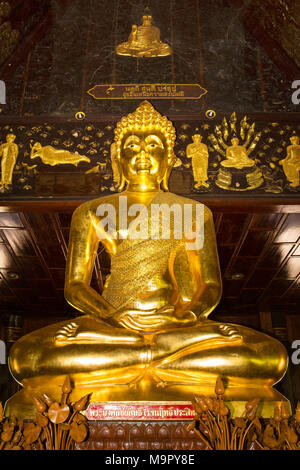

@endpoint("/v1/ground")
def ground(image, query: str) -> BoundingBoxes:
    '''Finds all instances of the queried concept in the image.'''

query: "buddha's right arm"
[64,204,115,320]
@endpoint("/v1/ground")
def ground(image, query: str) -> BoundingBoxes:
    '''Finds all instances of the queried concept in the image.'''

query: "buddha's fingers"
[119,314,162,331]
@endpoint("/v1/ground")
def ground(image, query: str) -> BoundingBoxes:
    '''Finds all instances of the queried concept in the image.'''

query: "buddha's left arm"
[172,206,222,318]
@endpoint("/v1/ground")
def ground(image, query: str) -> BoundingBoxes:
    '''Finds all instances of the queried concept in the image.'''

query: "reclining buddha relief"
[30,143,90,167]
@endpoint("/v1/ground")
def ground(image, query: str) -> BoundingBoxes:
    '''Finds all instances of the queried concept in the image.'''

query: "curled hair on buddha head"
[113,101,177,191]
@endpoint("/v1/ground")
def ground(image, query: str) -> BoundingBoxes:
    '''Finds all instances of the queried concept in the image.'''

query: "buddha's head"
[113,101,177,192]
[6,134,16,143]
[142,15,153,27]
[290,135,299,145]
[231,137,239,146]
[192,134,202,143]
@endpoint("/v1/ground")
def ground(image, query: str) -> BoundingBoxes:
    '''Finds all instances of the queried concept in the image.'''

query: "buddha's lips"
[135,156,152,171]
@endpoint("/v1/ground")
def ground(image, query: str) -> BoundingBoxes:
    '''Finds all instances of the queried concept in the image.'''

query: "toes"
[53,322,79,342]
[156,381,167,389]
[219,324,240,338]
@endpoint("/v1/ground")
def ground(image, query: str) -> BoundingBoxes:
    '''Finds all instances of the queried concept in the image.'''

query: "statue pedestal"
[5,376,290,450]
[5,374,290,420]
[216,165,264,190]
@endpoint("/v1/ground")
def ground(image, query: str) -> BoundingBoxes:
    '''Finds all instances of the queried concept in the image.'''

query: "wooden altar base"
[5,379,290,451]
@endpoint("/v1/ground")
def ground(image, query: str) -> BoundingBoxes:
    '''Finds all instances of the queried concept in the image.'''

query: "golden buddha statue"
[8,102,288,417]
[186,134,209,188]
[221,138,256,169]
[279,136,300,188]
[0,133,18,189]
[215,137,264,191]
[116,15,172,58]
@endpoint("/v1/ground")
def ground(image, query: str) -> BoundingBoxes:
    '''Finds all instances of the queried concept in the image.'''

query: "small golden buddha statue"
[221,138,256,169]
[186,134,209,188]
[0,133,18,189]
[279,136,300,188]
[116,15,172,58]
[8,102,287,415]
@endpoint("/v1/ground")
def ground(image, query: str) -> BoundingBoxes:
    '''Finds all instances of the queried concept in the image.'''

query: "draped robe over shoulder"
[101,192,204,318]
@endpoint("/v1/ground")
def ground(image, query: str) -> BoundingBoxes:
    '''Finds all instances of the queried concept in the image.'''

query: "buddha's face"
[120,130,170,188]
[6,134,15,143]
[142,15,152,26]
[290,136,299,145]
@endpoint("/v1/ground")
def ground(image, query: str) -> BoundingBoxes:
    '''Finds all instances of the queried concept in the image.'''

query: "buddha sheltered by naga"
[116,15,172,58]
[9,102,287,399]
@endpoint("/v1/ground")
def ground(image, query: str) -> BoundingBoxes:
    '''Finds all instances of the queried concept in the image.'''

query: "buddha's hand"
[113,305,197,331]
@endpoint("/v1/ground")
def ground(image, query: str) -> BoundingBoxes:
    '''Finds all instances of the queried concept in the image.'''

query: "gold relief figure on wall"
[116,15,172,58]
[0,2,19,66]
[8,101,288,415]
[0,133,18,190]
[221,138,256,169]
[279,136,300,188]
[210,113,264,191]
[186,134,209,189]
[30,143,91,166]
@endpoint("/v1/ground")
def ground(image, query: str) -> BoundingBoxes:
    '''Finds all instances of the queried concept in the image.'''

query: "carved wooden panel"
[75,421,207,451]
[0,115,299,199]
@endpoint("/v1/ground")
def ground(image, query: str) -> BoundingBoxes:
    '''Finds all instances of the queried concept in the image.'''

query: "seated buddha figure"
[9,102,287,394]
[116,15,172,57]
[221,138,256,169]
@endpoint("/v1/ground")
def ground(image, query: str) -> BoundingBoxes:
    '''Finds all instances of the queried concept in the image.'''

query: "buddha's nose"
[140,141,147,151]
[137,149,149,160]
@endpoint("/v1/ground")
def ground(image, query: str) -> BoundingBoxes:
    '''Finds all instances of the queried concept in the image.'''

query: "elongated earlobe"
[117,173,126,192]
[161,156,176,191]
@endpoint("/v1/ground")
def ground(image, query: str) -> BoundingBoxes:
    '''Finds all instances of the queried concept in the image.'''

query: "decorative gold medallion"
[75,111,86,120]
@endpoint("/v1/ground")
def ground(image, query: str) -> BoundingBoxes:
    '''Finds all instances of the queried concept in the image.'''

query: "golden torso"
[92,192,174,321]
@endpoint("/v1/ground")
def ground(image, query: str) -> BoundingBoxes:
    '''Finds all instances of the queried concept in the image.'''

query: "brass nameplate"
[87,83,207,100]
[84,401,196,421]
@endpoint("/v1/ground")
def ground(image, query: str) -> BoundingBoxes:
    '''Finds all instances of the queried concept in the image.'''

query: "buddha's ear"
[117,173,126,192]
[161,155,176,191]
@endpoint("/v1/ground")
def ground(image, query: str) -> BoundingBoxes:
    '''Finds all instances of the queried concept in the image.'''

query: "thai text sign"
[88,84,207,100]
[85,402,196,421]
